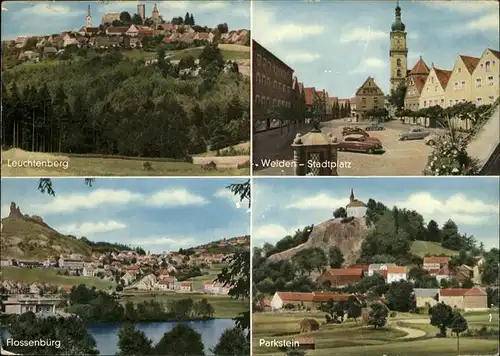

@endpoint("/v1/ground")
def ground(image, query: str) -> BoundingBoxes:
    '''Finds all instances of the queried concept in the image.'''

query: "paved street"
[254,119,440,176]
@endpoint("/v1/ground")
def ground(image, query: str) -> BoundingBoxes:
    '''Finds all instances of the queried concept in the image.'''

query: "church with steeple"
[389,0,408,92]
[346,189,367,218]
[85,5,92,28]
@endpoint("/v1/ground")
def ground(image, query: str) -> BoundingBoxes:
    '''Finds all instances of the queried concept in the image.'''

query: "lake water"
[87,318,236,355]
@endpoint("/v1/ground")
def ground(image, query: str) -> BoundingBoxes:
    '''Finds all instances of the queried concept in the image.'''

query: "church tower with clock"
[389,0,408,92]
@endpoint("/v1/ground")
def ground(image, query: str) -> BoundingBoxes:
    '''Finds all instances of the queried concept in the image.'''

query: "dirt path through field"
[392,319,428,339]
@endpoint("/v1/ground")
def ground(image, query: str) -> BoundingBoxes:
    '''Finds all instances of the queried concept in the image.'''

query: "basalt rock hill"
[0,202,91,260]
[266,217,372,266]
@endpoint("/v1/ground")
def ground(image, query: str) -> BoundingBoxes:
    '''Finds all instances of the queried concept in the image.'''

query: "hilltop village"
[2,3,249,70]
[0,202,250,312]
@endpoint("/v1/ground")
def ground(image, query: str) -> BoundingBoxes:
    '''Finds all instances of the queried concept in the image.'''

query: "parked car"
[342,126,369,137]
[399,127,430,140]
[338,134,383,153]
[365,124,385,131]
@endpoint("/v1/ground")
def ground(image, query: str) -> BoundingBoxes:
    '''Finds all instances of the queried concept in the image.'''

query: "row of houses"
[316,256,483,288]
[267,286,488,312]
[404,48,499,114]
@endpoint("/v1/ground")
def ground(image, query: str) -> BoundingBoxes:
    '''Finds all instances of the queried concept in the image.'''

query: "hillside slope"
[1,203,91,260]
[267,217,372,265]
[410,241,459,257]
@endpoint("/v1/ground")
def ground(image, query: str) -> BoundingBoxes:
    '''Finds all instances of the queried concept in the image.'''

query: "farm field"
[119,291,247,319]
[1,149,249,176]
[0,266,115,290]
[252,311,499,356]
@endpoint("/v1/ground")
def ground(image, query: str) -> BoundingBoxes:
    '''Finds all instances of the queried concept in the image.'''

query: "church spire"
[88,4,91,17]
[391,0,405,32]
[350,189,355,202]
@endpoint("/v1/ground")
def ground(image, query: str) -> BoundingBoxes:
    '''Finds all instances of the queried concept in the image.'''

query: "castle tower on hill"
[137,4,146,23]
[152,4,160,25]
[85,5,92,28]
[346,189,367,218]
[389,0,408,92]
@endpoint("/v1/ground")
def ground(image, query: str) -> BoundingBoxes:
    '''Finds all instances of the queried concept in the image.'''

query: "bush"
[390,311,397,318]
[143,161,153,171]
[202,161,217,170]
[341,216,355,224]
[424,135,479,175]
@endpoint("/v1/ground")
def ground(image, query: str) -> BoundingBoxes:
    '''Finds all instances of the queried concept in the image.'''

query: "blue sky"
[1,178,250,253]
[1,1,250,40]
[252,0,499,98]
[253,177,500,250]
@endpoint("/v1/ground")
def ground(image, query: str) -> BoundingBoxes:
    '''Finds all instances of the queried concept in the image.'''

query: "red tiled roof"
[464,287,487,296]
[459,55,480,74]
[304,87,316,106]
[138,29,154,36]
[107,27,128,33]
[327,268,363,276]
[158,280,170,285]
[180,282,192,286]
[434,68,453,89]
[312,293,353,302]
[440,288,469,296]
[410,56,430,75]
[276,292,315,302]
[197,33,211,39]
[349,264,369,272]
[387,266,408,274]
[412,75,427,94]
[488,48,500,59]
[436,265,452,276]
[424,257,450,264]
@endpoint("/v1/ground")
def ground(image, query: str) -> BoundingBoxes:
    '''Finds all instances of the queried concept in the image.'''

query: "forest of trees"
[2,44,249,158]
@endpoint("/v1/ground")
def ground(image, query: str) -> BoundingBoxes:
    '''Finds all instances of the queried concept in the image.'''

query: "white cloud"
[286,193,348,210]
[19,3,85,17]
[394,193,498,224]
[146,188,208,207]
[1,204,9,218]
[34,189,143,214]
[253,224,297,242]
[213,189,245,209]
[199,1,228,11]
[339,27,386,44]
[285,52,321,63]
[466,13,500,31]
[130,236,196,247]
[253,8,325,46]
[56,220,126,235]
[422,1,498,13]
[350,57,385,73]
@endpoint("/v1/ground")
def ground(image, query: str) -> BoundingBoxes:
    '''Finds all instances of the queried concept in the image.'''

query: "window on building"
[461,81,465,89]
[255,95,260,104]
[476,78,482,88]
[487,76,494,86]
[397,69,401,77]
[424,100,427,107]
[454,81,459,90]
[431,77,434,83]
[477,97,483,105]
[455,99,459,104]
[458,67,461,73]
[489,96,495,103]
[257,54,262,66]
[272,98,276,107]
[485,61,491,72]
[480,63,484,69]
[434,85,438,92]
[449,100,453,106]
[397,58,401,67]
[256,72,261,84]
[440,99,444,105]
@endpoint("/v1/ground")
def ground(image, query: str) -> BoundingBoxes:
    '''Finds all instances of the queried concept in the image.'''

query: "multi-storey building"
[472,48,500,106]
[253,40,294,131]
[404,56,430,111]
[354,77,385,118]
[419,66,452,109]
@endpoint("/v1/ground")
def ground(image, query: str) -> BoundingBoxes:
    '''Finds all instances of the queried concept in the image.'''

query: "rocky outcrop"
[267,217,372,265]
[7,202,49,228]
